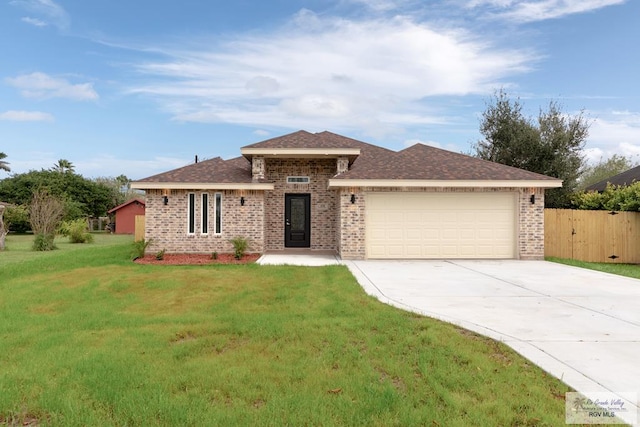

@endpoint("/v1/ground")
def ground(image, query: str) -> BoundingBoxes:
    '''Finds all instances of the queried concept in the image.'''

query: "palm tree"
[0,152,10,173]
[52,159,74,174]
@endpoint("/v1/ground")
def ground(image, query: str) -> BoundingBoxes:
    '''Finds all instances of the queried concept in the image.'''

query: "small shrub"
[33,233,56,251]
[229,236,249,260]
[155,249,166,260]
[58,219,94,244]
[211,251,218,260]
[3,205,30,233]
[131,238,152,260]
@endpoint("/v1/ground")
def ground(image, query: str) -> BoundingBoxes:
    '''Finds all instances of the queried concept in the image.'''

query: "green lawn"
[547,256,640,280]
[1,238,573,426]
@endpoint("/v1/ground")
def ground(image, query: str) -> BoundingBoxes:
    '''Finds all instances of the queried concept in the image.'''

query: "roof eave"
[130,182,274,190]
[328,179,563,188]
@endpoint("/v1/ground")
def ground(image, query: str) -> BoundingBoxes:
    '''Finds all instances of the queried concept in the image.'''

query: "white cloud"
[5,72,99,101]
[582,111,640,164]
[253,129,271,137]
[0,110,54,122]
[467,0,626,22]
[10,0,70,30]
[128,12,537,137]
[21,16,47,27]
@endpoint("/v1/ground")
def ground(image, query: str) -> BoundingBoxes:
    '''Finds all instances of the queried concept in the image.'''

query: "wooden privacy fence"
[545,209,640,263]
[134,215,145,242]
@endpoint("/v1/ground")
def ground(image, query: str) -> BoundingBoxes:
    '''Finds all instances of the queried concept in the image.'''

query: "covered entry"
[365,192,517,259]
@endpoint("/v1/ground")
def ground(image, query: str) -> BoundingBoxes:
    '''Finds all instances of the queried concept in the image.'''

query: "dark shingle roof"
[242,130,387,150]
[335,143,559,181]
[133,130,560,185]
[135,156,252,183]
[585,165,640,192]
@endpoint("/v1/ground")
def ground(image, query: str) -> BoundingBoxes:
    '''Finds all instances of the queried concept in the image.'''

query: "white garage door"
[366,192,517,259]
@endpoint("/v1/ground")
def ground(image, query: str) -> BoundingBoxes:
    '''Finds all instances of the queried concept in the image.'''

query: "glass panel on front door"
[290,199,306,234]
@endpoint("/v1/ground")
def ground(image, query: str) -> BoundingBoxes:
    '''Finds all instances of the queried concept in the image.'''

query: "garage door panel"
[366,193,516,259]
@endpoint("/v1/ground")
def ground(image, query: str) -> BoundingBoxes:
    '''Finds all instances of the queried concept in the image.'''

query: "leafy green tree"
[474,89,589,208]
[93,174,138,208]
[578,154,635,190]
[0,169,113,218]
[0,152,9,172]
[2,205,30,233]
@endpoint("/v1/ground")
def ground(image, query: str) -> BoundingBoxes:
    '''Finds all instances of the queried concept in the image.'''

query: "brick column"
[252,156,265,180]
[337,157,349,175]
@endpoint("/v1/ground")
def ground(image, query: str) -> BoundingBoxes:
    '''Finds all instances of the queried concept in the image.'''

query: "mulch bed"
[134,253,261,265]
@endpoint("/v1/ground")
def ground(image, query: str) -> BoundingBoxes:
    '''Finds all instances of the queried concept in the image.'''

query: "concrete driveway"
[345,259,640,424]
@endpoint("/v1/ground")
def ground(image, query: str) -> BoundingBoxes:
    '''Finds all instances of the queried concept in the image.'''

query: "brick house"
[131,130,561,259]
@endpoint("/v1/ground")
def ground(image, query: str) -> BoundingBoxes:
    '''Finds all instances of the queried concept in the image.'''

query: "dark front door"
[285,194,311,248]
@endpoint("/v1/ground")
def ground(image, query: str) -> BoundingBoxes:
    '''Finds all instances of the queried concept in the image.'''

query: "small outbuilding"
[107,198,145,234]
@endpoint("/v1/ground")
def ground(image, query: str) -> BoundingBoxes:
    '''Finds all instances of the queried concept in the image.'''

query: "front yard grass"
[0,241,573,426]
[548,256,640,280]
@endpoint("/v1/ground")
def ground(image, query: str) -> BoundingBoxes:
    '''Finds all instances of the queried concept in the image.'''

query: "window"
[286,176,310,184]
[187,193,196,234]
[201,193,209,234]
[214,193,222,234]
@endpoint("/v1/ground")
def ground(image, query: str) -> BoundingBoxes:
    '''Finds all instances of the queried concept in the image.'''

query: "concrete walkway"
[345,259,640,426]
[257,251,341,266]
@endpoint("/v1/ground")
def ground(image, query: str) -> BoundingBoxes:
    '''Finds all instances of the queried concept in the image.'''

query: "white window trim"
[201,193,209,235]
[286,176,310,184]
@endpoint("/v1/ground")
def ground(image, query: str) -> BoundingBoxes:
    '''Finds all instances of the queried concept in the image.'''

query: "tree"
[0,152,10,173]
[93,174,137,208]
[474,89,589,208]
[0,204,7,250]
[52,159,75,174]
[0,169,114,219]
[29,188,65,251]
[578,154,635,190]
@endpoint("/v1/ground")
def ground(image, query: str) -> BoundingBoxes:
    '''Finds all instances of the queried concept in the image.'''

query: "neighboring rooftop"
[585,165,640,192]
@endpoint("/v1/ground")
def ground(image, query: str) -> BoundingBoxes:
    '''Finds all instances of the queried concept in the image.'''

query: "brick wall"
[143,182,546,259]
[144,189,264,254]
[264,158,338,251]
[518,187,545,260]
[337,188,365,259]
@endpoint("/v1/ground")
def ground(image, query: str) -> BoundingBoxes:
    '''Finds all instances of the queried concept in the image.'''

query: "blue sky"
[1,0,638,179]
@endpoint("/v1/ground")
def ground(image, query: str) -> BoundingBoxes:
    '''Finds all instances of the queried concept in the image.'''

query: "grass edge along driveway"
[1,237,573,426]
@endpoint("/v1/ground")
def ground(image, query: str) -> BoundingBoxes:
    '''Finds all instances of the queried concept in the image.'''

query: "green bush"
[3,205,30,233]
[131,238,151,260]
[572,181,640,211]
[229,236,249,260]
[33,233,56,251]
[58,219,94,244]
